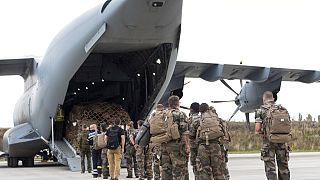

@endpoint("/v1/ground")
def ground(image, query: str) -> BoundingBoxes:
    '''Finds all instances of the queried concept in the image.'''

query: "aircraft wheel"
[7,157,18,167]
[22,157,34,167]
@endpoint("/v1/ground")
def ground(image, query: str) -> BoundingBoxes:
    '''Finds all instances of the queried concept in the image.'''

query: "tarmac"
[0,152,320,180]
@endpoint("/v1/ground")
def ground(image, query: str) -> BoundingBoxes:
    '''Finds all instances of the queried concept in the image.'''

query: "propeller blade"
[228,106,240,121]
[240,79,243,87]
[220,79,239,96]
[211,100,235,103]
[245,113,250,130]
[184,81,191,86]
[180,105,189,110]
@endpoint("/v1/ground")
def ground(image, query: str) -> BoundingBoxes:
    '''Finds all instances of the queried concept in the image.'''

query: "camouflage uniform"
[255,102,290,180]
[188,113,201,180]
[220,144,230,180]
[136,145,153,180]
[196,111,226,180]
[160,108,189,180]
[219,118,231,180]
[151,143,161,180]
[78,130,92,173]
[125,127,138,178]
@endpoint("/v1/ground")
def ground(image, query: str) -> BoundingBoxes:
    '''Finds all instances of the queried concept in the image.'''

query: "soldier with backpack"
[147,104,166,180]
[105,118,125,180]
[125,121,138,178]
[210,106,231,180]
[196,103,226,180]
[100,123,110,179]
[188,102,201,180]
[88,124,103,178]
[255,91,291,180]
[78,124,92,174]
[135,119,151,180]
[150,95,190,179]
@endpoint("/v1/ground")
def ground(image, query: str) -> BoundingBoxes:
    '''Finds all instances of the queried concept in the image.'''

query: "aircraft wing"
[174,61,320,83]
[0,58,34,78]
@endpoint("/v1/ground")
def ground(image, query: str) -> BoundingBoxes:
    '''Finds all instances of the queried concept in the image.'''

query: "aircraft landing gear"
[7,156,34,167]
[7,157,18,167]
[22,157,34,167]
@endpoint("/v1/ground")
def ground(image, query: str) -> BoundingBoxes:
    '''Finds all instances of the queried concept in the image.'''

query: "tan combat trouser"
[107,146,122,179]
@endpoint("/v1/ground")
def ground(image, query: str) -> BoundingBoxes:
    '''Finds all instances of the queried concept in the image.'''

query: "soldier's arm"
[180,112,190,154]
[129,134,135,145]
[120,129,125,153]
[255,109,263,134]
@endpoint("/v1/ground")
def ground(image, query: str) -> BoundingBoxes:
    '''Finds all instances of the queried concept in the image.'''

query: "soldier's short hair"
[114,118,121,125]
[190,102,199,113]
[168,95,180,108]
[101,123,107,132]
[199,103,209,113]
[263,91,274,103]
[137,120,144,127]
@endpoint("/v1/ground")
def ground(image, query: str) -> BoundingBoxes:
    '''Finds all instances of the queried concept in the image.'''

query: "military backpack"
[197,111,224,144]
[149,110,167,135]
[219,118,231,144]
[263,104,292,143]
[93,133,107,150]
[149,109,181,144]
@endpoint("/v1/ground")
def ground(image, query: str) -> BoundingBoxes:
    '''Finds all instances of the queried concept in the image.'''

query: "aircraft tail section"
[0,58,34,78]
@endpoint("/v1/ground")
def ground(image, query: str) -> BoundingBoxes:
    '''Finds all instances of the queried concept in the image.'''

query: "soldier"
[196,103,226,180]
[255,91,291,180]
[78,124,92,174]
[125,121,138,178]
[218,118,231,180]
[88,124,102,178]
[100,123,109,179]
[158,95,190,179]
[210,106,231,180]
[188,102,201,180]
[147,104,165,180]
[136,120,154,180]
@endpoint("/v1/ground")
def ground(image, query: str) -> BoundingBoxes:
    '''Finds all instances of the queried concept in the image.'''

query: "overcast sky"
[0,0,320,127]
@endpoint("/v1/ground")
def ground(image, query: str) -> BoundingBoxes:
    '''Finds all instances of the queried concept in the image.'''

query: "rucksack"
[106,127,120,150]
[149,110,167,135]
[135,121,151,147]
[149,109,182,144]
[197,111,224,144]
[93,133,106,150]
[219,118,231,144]
[263,104,292,143]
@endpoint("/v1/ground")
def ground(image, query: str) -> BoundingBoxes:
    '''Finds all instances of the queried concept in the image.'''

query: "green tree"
[306,114,313,121]
[299,113,303,121]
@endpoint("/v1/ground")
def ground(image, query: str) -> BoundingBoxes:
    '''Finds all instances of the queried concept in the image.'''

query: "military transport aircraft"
[1,0,320,170]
